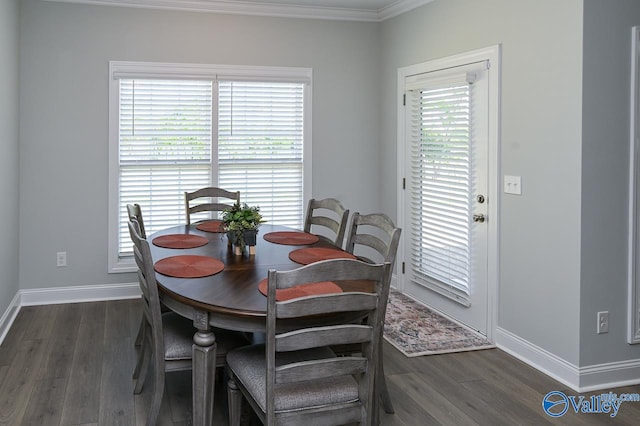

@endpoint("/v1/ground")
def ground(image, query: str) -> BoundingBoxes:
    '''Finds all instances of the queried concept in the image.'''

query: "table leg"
[192,310,217,426]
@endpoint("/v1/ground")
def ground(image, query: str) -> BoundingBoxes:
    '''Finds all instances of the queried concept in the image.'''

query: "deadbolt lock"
[476,195,485,204]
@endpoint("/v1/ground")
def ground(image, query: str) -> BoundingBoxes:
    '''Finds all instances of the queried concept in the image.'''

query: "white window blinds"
[110,63,312,270]
[407,79,473,295]
[117,79,213,256]
[218,81,304,228]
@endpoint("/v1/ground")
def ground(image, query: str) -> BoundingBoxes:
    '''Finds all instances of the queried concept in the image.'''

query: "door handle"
[473,214,485,223]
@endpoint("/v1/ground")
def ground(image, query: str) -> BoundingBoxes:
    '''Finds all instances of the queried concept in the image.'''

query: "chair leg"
[378,365,394,414]
[378,339,394,414]
[133,321,147,380]
[146,357,165,426]
[133,343,144,380]
[134,315,145,347]
[134,340,151,394]
[227,377,242,426]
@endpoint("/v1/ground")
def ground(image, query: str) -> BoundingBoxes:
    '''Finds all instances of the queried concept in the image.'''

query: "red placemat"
[288,247,357,265]
[263,231,320,245]
[154,255,224,278]
[196,220,225,233]
[152,234,208,249]
[258,278,343,301]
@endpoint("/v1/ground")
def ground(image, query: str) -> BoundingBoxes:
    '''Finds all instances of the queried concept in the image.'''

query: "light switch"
[504,175,522,195]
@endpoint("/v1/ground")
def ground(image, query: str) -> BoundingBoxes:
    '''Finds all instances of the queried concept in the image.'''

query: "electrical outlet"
[56,251,67,267]
[597,311,609,334]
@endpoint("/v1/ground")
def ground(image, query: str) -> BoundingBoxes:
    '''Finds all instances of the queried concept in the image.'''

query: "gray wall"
[0,0,20,316]
[381,0,584,364]
[18,0,380,289]
[580,0,640,365]
[381,0,640,368]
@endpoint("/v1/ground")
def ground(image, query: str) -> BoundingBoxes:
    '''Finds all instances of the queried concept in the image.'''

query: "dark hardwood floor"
[1,300,639,425]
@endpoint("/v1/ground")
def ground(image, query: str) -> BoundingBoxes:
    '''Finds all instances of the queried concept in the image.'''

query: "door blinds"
[406,70,476,298]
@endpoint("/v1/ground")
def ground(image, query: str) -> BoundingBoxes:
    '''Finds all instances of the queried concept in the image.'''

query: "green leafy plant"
[222,202,265,250]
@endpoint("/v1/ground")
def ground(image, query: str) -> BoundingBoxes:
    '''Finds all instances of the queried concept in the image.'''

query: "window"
[108,62,312,272]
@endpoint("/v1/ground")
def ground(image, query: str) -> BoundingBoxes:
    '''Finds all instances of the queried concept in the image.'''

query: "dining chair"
[185,186,240,225]
[127,203,149,350]
[303,197,350,247]
[343,212,402,417]
[127,203,173,352]
[226,258,392,426]
[127,220,249,426]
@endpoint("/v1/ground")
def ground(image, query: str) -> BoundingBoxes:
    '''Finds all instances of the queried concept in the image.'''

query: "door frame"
[395,45,501,341]
[628,26,640,344]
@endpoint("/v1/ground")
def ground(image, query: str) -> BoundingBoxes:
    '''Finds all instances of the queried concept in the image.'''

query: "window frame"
[108,61,312,273]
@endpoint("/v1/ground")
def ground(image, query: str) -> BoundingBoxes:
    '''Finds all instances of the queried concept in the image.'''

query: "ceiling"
[44,0,433,21]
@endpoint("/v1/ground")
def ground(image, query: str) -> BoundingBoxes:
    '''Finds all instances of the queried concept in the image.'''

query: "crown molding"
[42,0,433,22]
[378,0,432,21]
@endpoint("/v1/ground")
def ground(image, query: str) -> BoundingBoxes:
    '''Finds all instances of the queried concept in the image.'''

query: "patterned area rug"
[384,290,495,357]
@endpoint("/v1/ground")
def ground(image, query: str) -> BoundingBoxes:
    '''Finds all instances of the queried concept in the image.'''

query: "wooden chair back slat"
[184,187,240,225]
[276,292,377,318]
[275,324,372,352]
[303,198,350,247]
[275,357,368,384]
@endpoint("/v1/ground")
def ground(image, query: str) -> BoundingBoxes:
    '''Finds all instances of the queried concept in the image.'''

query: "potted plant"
[221,202,265,255]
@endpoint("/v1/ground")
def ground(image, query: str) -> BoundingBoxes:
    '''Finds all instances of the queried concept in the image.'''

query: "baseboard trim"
[0,283,140,346]
[579,358,640,392]
[0,292,21,346]
[496,326,640,392]
[19,282,140,306]
[496,326,581,390]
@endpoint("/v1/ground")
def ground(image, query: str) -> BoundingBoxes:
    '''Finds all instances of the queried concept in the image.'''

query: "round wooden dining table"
[148,223,367,426]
